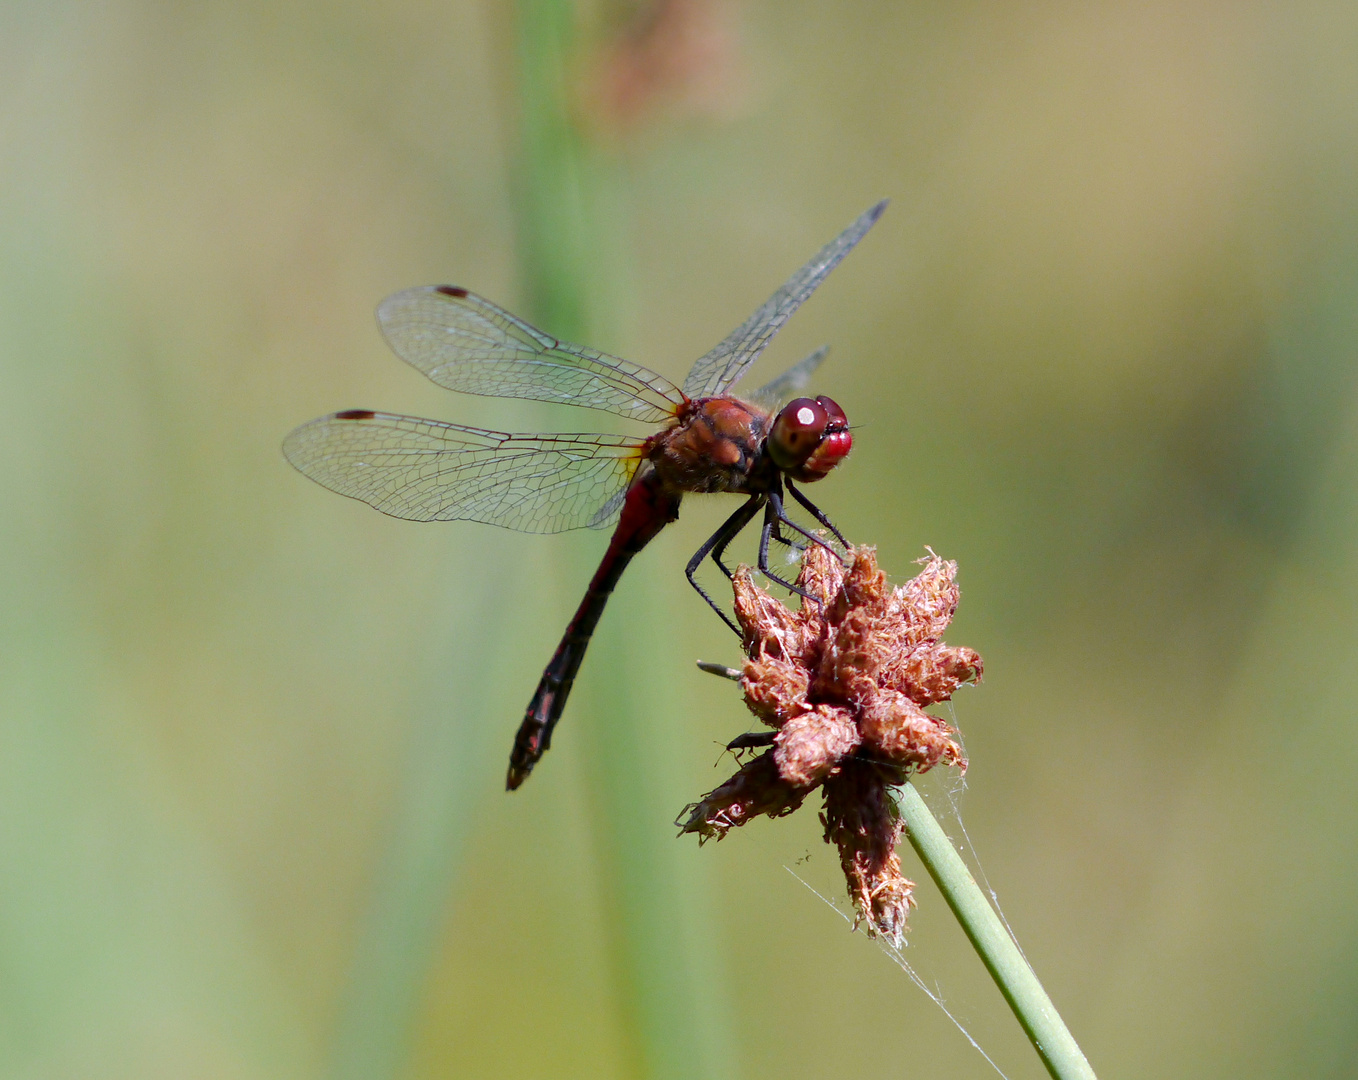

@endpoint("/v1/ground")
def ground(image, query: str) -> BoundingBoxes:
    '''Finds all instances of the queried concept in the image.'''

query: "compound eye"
[768,397,828,470]
[815,395,847,427]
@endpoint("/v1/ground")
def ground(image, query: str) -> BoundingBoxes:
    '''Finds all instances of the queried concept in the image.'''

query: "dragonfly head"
[767,395,852,482]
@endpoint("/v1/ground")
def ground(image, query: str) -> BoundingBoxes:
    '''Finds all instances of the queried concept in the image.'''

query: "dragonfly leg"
[686,494,764,635]
[710,497,766,581]
[766,516,806,553]
[757,492,821,604]
[784,478,849,550]
[769,506,838,560]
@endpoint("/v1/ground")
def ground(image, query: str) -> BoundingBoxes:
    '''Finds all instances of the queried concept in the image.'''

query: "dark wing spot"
[435,285,469,298]
[335,409,376,420]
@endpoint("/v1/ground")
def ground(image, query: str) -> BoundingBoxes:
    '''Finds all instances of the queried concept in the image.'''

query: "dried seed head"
[858,689,965,772]
[835,546,891,616]
[584,0,745,135]
[739,655,810,727]
[882,643,984,707]
[813,605,889,703]
[734,566,819,663]
[893,550,962,644]
[678,751,807,841]
[682,544,982,939]
[800,542,847,608]
[773,704,861,787]
[823,758,914,945]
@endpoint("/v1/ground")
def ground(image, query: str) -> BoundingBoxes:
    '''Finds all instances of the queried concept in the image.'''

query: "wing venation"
[378,287,683,423]
[682,201,886,399]
[283,411,640,533]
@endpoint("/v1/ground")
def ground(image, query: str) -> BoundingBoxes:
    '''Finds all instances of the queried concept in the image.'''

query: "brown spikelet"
[583,0,746,136]
[823,758,914,945]
[858,689,965,772]
[678,751,808,841]
[740,655,810,727]
[883,644,984,707]
[773,704,861,787]
[734,566,819,664]
[812,605,888,702]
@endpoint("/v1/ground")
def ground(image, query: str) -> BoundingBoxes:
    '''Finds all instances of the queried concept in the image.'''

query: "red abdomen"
[506,468,679,788]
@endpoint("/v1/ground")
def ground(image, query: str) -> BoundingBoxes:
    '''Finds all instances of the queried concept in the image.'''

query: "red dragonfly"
[284,201,885,789]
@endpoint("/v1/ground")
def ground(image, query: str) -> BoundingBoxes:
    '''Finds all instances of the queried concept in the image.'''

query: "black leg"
[711,496,763,582]
[757,492,820,603]
[785,478,848,549]
[686,494,763,635]
[767,516,805,553]
[772,501,838,557]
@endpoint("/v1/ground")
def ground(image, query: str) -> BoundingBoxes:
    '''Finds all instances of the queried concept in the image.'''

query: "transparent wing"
[378,286,684,424]
[283,410,641,533]
[682,201,887,400]
[743,345,830,412]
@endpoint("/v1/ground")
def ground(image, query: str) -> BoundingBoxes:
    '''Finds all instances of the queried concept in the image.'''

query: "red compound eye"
[815,395,847,427]
[801,396,853,481]
[768,397,829,470]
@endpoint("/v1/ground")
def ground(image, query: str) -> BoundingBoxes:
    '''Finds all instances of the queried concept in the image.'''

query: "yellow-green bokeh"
[3,2,1357,1078]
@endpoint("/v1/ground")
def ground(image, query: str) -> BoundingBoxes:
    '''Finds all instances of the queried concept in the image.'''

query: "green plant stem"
[894,781,1098,1080]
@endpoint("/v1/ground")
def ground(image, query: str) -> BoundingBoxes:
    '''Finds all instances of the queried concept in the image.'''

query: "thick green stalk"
[894,781,1098,1080]
[512,4,735,1078]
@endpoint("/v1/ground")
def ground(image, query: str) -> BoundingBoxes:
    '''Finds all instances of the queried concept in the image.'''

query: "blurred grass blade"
[514,2,737,1077]
[515,0,593,343]
[327,570,507,1080]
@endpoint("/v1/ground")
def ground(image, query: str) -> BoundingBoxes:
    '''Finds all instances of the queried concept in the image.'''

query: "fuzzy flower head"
[679,545,982,943]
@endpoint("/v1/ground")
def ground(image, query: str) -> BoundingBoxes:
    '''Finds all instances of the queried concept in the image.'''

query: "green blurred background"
[4,1,1357,1077]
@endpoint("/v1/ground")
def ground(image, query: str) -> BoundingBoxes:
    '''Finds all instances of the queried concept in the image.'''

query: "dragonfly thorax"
[645,396,774,495]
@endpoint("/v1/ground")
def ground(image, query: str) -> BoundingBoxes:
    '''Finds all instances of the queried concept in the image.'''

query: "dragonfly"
[284,200,886,789]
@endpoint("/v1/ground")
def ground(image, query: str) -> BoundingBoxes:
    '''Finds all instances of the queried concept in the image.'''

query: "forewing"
[743,345,830,412]
[378,286,683,423]
[682,201,886,399]
[283,410,640,533]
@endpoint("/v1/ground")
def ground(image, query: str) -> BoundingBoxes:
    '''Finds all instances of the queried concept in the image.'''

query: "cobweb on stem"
[785,863,1012,1080]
